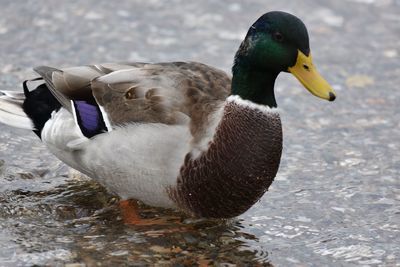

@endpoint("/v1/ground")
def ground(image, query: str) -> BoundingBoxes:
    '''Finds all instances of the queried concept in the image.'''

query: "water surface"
[0,0,399,266]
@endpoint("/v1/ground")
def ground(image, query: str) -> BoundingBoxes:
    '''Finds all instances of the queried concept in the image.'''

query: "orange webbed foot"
[118,199,179,226]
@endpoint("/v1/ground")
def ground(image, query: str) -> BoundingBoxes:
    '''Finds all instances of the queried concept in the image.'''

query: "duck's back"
[33,62,230,138]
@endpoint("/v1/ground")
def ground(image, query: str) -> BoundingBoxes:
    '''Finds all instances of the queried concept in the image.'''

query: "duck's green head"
[232,11,336,106]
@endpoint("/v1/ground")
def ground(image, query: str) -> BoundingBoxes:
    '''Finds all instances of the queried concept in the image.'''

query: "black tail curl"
[22,78,62,138]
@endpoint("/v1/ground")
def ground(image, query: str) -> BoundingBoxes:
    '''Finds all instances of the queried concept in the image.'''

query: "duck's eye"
[273,32,284,42]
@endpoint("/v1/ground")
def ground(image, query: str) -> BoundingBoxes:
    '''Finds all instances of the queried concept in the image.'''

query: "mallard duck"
[0,11,335,219]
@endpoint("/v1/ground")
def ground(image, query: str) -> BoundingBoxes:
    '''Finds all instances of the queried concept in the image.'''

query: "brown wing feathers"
[30,62,231,136]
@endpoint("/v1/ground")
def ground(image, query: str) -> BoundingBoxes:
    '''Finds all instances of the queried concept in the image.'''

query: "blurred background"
[0,0,399,266]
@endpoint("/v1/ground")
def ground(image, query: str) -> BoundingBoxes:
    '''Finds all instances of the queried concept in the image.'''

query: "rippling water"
[1,0,399,266]
[0,149,272,266]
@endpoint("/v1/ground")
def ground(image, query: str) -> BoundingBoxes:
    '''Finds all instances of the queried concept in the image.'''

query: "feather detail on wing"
[71,100,110,138]
[32,62,231,139]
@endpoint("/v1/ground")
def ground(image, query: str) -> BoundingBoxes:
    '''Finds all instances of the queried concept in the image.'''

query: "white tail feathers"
[0,90,32,130]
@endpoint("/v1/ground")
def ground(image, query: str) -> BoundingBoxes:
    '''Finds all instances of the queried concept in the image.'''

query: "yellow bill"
[288,50,336,101]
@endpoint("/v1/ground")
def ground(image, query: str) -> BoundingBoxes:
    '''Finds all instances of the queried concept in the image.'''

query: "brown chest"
[169,101,282,218]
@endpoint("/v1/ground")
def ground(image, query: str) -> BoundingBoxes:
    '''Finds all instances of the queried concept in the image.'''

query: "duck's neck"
[231,59,278,108]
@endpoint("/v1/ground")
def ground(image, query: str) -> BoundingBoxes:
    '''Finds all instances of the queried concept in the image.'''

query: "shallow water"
[0,0,399,266]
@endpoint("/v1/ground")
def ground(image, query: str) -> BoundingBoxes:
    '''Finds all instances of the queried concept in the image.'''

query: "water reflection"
[0,170,272,266]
